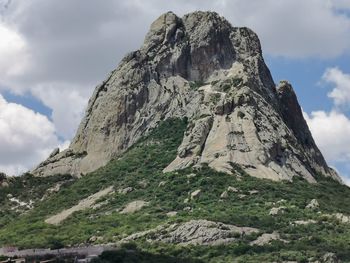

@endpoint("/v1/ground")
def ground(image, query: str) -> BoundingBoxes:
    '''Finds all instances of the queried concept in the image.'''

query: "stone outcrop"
[305,199,319,210]
[121,219,259,246]
[269,206,286,216]
[250,231,286,246]
[31,11,342,184]
[120,200,149,214]
[45,186,114,225]
[156,220,258,245]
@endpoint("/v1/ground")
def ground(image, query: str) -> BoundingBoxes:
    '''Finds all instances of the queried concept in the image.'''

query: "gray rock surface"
[220,191,229,199]
[227,186,239,192]
[250,231,286,246]
[269,206,286,216]
[117,187,133,195]
[120,200,149,214]
[166,211,178,217]
[190,189,201,199]
[157,220,258,245]
[45,186,114,225]
[121,219,259,246]
[306,199,319,210]
[334,213,350,223]
[291,219,317,226]
[322,252,338,263]
[31,11,342,184]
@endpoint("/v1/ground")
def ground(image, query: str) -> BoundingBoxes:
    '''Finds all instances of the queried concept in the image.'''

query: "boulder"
[155,220,259,245]
[250,232,286,246]
[334,213,350,223]
[118,187,133,195]
[227,186,239,192]
[191,189,201,199]
[305,199,319,210]
[166,211,178,217]
[269,206,286,216]
[322,252,338,263]
[120,200,149,214]
[220,191,229,199]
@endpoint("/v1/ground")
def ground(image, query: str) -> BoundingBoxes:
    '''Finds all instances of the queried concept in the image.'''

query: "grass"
[0,118,350,262]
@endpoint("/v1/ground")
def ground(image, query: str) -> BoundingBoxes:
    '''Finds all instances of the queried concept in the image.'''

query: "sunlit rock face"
[32,11,341,184]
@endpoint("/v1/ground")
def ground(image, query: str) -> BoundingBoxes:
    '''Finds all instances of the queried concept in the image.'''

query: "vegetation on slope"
[0,118,349,262]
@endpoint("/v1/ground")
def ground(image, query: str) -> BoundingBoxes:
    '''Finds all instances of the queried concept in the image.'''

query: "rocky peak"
[277,80,313,146]
[141,11,263,82]
[32,11,342,184]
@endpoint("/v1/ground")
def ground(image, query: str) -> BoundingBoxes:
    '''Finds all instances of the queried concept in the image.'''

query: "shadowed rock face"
[32,11,342,183]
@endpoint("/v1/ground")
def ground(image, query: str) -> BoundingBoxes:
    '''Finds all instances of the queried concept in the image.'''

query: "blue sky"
[0,0,350,184]
[266,55,350,113]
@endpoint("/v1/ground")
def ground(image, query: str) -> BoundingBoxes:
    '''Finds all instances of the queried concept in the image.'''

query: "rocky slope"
[32,11,341,184]
[1,119,350,262]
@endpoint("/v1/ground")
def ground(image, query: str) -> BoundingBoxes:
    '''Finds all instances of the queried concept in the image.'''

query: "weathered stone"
[322,252,338,263]
[49,148,60,158]
[190,189,201,199]
[41,183,63,200]
[305,199,319,210]
[227,186,239,192]
[276,199,286,204]
[45,186,114,225]
[269,206,286,216]
[291,219,317,226]
[31,11,342,185]
[220,191,228,199]
[334,213,350,223]
[155,220,258,245]
[138,180,148,189]
[158,181,167,187]
[166,211,178,217]
[250,232,286,246]
[186,173,197,178]
[120,200,149,214]
[117,187,133,195]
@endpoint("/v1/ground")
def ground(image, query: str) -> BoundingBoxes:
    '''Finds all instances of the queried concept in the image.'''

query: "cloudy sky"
[0,0,350,184]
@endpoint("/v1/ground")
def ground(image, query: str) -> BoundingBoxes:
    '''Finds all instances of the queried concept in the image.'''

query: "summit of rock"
[32,11,342,184]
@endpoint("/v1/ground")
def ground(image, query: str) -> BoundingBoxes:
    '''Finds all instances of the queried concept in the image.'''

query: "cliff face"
[32,11,341,183]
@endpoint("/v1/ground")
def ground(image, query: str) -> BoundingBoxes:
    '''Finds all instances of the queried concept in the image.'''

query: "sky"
[0,0,350,184]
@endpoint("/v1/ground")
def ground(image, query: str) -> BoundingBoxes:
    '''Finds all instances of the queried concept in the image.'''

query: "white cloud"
[218,0,350,58]
[304,109,350,184]
[322,67,350,107]
[304,111,350,163]
[0,94,63,175]
[303,66,350,183]
[343,177,350,187]
[31,84,89,139]
[0,21,30,77]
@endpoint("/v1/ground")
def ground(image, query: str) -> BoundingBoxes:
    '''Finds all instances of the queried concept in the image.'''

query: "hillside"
[1,119,350,262]
[0,10,349,263]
